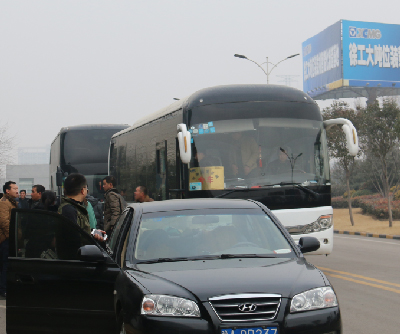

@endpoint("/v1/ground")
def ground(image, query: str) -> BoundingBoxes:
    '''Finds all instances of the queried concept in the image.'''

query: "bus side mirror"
[342,123,359,156]
[56,167,63,187]
[324,118,359,156]
[177,124,192,164]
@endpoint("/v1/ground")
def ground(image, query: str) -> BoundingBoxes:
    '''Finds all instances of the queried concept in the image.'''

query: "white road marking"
[335,235,400,246]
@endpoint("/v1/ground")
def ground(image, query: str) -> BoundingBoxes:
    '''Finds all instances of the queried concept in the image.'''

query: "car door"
[7,208,129,334]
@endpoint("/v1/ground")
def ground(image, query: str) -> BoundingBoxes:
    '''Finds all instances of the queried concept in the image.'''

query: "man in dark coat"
[102,176,126,236]
[18,190,29,209]
[58,173,105,242]
[29,184,45,209]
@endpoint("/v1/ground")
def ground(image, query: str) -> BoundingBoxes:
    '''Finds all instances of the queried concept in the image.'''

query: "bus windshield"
[189,117,329,190]
[61,128,122,199]
[63,129,115,165]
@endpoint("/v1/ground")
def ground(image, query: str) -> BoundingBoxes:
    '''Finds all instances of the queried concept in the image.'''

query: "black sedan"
[7,199,341,334]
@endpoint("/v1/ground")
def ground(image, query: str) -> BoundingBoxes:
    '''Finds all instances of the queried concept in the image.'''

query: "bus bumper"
[290,227,334,255]
[271,206,334,255]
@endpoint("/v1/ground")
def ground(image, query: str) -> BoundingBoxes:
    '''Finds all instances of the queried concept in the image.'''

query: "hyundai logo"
[238,303,257,312]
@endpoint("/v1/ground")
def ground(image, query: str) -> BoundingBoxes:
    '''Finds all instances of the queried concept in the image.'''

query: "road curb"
[334,230,400,240]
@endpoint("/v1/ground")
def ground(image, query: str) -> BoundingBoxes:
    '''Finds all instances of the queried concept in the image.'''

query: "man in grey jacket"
[102,176,126,236]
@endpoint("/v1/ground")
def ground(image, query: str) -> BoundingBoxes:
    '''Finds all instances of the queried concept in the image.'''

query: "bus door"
[156,140,167,200]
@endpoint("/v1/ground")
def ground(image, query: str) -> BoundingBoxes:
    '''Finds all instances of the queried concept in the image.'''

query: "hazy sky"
[1,0,399,151]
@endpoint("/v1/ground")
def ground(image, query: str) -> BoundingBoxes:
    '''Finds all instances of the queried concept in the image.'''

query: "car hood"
[131,257,327,301]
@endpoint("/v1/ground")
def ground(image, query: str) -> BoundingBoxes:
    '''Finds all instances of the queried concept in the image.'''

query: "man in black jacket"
[59,174,105,242]
[18,190,29,209]
[29,185,45,209]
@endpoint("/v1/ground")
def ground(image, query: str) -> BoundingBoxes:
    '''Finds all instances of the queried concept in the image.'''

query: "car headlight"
[290,287,338,313]
[141,294,200,317]
[287,215,333,235]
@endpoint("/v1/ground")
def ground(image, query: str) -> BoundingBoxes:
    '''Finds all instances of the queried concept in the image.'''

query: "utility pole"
[277,75,300,88]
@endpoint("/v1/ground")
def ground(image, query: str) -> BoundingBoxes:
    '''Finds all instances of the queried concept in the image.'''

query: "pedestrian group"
[0,174,154,299]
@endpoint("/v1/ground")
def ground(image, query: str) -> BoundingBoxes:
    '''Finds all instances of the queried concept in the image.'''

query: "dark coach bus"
[50,124,129,199]
[109,85,358,254]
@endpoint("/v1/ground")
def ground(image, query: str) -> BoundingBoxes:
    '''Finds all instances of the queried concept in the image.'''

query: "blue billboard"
[302,21,342,96]
[343,20,400,88]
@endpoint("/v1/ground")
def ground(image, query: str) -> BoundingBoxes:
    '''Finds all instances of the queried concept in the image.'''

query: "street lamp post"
[234,53,300,84]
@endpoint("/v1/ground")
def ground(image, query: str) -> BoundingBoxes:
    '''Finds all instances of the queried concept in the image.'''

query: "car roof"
[128,198,262,214]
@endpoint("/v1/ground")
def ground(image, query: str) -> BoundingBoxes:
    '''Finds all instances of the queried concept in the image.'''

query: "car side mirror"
[298,237,320,253]
[77,245,107,262]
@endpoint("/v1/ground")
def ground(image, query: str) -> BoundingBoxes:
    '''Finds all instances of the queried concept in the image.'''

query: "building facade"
[5,164,49,195]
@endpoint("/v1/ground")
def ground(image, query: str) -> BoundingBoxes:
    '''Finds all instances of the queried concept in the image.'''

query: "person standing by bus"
[29,184,45,209]
[102,176,126,236]
[18,190,29,209]
[0,181,19,298]
[86,191,104,230]
[58,174,91,234]
[134,186,154,203]
[59,173,105,243]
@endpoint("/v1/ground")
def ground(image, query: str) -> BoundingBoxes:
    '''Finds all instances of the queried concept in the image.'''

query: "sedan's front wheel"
[116,310,127,334]
[120,322,126,334]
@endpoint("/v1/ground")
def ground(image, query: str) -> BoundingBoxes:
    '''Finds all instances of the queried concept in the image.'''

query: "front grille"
[209,294,281,322]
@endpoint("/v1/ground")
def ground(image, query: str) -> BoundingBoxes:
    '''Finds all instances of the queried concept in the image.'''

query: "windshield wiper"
[295,184,321,199]
[259,182,321,199]
[136,255,221,264]
[135,254,277,264]
[216,188,249,198]
[220,254,277,259]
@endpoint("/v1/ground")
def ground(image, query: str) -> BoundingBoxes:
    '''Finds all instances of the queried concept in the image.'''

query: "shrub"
[332,197,349,208]
[332,193,400,219]
[352,189,372,197]
[331,196,361,209]
[352,193,400,220]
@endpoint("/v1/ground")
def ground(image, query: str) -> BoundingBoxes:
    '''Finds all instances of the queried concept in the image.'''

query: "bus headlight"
[287,215,333,234]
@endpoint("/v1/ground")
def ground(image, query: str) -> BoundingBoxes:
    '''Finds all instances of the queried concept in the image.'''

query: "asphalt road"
[0,234,398,334]
[307,234,400,334]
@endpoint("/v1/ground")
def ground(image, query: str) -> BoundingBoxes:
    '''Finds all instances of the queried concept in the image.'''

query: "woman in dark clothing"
[35,190,58,212]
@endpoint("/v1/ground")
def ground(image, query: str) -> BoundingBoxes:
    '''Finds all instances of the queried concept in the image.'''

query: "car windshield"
[133,209,294,262]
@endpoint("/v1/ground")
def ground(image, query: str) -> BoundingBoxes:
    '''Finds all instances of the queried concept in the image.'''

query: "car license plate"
[221,327,278,334]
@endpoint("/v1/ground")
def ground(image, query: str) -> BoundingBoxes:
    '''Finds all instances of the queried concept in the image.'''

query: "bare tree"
[362,150,400,198]
[360,99,400,228]
[323,101,362,226]
[0,123,15,178]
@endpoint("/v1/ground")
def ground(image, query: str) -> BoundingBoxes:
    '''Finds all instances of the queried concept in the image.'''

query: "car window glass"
[108,210,129,252]
[133,209,293,260]
[15,211,93,260]
[120,225,132,266]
